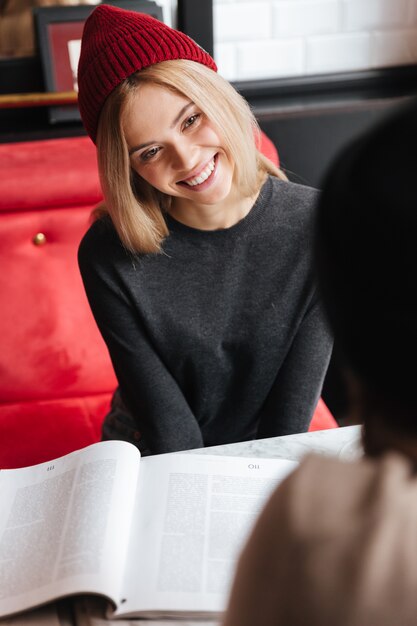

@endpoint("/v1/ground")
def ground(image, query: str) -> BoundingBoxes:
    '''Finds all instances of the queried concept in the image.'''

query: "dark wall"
[258,99,405,189]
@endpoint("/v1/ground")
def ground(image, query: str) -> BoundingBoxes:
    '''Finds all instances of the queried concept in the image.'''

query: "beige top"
[223,452,417,626]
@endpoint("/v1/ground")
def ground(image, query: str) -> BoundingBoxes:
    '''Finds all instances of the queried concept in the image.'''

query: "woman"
[77,4,332,455]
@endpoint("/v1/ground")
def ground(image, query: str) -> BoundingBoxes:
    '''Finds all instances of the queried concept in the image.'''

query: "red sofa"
[0,133,336,469]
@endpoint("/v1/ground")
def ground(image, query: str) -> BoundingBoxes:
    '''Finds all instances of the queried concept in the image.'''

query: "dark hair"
[315,101,417,424]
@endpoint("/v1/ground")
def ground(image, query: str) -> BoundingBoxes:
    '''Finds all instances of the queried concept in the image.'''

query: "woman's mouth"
[179,155,217,189]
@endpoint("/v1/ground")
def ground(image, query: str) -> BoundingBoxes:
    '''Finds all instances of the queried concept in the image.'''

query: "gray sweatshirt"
[78,176,332,454]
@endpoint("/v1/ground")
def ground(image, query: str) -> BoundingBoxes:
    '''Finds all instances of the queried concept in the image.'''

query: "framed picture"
[34,1,163,124]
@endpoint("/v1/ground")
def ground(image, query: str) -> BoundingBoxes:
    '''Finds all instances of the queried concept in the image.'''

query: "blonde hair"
[96,59,285,254]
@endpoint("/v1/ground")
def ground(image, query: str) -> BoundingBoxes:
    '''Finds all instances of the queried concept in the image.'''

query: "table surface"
[188,424,362,463]
[3,426,363,626]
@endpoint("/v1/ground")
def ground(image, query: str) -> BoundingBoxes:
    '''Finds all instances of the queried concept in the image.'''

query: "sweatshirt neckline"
[164,176,273,238]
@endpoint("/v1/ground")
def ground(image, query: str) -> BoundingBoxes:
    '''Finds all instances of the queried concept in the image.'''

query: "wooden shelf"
[0,91,77,109]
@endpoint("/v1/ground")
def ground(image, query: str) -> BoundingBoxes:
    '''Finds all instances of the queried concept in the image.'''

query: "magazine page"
[0,441,140,619]
[115,453,297,618]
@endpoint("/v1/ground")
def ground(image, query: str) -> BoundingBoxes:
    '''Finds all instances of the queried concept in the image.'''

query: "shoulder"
[261,176,319,234]
[79,214,117,252]
[242,452,417,626]
[240,452,417,591]
[254,177,319,265]
[78,214,127,272]
[268,176,319,213]
[263,452,417,537]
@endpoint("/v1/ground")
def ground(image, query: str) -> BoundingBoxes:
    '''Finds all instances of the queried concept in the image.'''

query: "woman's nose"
[171,139,197,171]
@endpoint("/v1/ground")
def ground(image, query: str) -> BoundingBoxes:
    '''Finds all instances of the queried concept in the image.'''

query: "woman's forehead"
[129,81,191,104]
[122,83,194,143]
[123,83,193,121]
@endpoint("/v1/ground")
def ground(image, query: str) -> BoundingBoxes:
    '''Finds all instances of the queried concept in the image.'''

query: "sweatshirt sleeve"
[256,292,333,437]
[78,220,204,454]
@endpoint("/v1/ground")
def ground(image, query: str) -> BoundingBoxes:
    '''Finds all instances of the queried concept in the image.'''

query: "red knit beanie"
[78,4,217,143]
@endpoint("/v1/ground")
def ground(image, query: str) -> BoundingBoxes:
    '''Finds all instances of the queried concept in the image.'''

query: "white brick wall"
[307,32,371,74]
[372,29,417,67]
[157,0,175,27]
[237,38,305,79]
[273,1,340,38]
[211,0,417,81]
[343,0,408,32]
[214,2,271,41]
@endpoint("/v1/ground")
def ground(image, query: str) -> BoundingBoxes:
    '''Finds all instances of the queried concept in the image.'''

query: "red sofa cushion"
[0,137,117,469]
[0,206,116,403]
[0,396,109,468]
[0,136,102,213]
[257,130,280,167]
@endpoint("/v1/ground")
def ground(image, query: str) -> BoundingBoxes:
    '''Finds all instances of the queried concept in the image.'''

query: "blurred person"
[223,102,417,626]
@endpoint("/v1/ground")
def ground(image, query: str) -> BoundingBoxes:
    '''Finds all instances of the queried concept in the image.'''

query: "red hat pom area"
[77,4,217,142]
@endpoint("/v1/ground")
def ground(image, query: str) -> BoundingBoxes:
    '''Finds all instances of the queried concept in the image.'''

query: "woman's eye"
[141,146,160,161]
[184,113,200,129]
[140,146,159,161]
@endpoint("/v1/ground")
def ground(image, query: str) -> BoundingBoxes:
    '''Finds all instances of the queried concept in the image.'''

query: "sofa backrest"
[0,136,118,468]
[0,136,117,407]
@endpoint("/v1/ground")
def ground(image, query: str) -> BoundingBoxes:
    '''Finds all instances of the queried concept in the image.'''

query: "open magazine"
[0,440,297,620]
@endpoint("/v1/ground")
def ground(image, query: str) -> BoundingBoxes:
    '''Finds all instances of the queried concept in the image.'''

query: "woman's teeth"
[184,158,215,186]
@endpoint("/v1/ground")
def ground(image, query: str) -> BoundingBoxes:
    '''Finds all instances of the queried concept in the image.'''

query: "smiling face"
[122,82,236,220]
